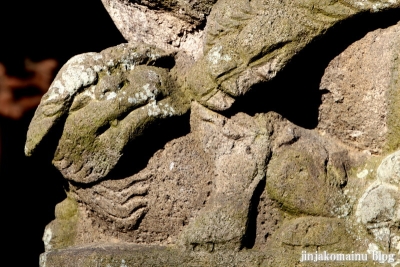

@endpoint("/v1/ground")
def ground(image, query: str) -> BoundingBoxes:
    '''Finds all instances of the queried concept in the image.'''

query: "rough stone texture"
[356,150,400,255]
[377,150,400,185]
[44,102,275,251]
[102,0,400,113]
[43,196,78,252]
[69,124,213,245]
[101,0,215,60]
[40,243,390,267]
[279,216,345,247]
[266,122,350,218]
[179,102,272,250]
[26,43,189,183]
[40,244,267,267]
[185,0,400,110]
[318,22,400,154]
[24,0,400,266]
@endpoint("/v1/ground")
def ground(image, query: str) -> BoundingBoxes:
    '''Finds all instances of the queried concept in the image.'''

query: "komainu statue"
[27,0,400,266]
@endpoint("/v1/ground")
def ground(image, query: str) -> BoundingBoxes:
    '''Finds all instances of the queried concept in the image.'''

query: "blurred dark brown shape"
[0,59,57,120]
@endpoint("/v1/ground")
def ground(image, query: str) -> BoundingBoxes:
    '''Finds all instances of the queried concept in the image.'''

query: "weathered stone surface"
[186,0,400,110]
[41,243,397,267]
[69,130,213,244]
[179,102,272,250]
[377,150,400,185]
[266,121,349,217]
[26,43,189,183]
[103,0,400,113]
[356,150,400,254]
[41,244,266,267]
[43,102,275,251]
[357,184,399,226]
[280,217,346,246]
[43,196,78,251]
[101,0,214,59]
[318,22,400,154]
[25,1,400,266]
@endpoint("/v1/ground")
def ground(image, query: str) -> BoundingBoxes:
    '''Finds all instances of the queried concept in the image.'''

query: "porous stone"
[186,0,400,110]
[357,183,399,226]
[68,131,213,244]
[25,0,400,266]
[43,101,276,251]
[318,22,400,154]
[356,150,400,253]
[179,102,273,250]
[377,150,400,185]
[101,0,215,60]
[266,121,349,217]
[43,196,79,251]
[26,43,189,183]
[103,0,400,113]
[279,217,346,246]
[40,244,266,267]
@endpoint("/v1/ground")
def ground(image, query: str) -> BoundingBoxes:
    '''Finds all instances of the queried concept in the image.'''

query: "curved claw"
[25,53,98,156]
[26,43,185,184]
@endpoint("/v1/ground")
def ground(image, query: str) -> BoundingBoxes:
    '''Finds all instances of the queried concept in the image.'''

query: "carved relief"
[26,1,400,266]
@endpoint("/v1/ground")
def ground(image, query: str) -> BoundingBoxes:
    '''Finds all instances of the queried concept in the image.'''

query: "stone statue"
[26,0,399,266]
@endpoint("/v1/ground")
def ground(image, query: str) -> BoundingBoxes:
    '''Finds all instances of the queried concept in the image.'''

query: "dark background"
[0,1,126,74]
[0,1,125,266]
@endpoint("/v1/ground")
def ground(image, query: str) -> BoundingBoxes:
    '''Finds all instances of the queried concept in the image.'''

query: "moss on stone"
[347,155,384,182]
[55,195,78,220]
[47,196,79,250]
[42,244,267,267]
[385,49,400,153]
[266,147,334,216]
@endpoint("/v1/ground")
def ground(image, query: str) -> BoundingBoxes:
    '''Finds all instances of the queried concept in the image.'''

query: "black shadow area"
[224,9,400,129]
[0,111,68,266]
[0,0,126,266]
[0,0,127,67]
[242,178,266,249]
